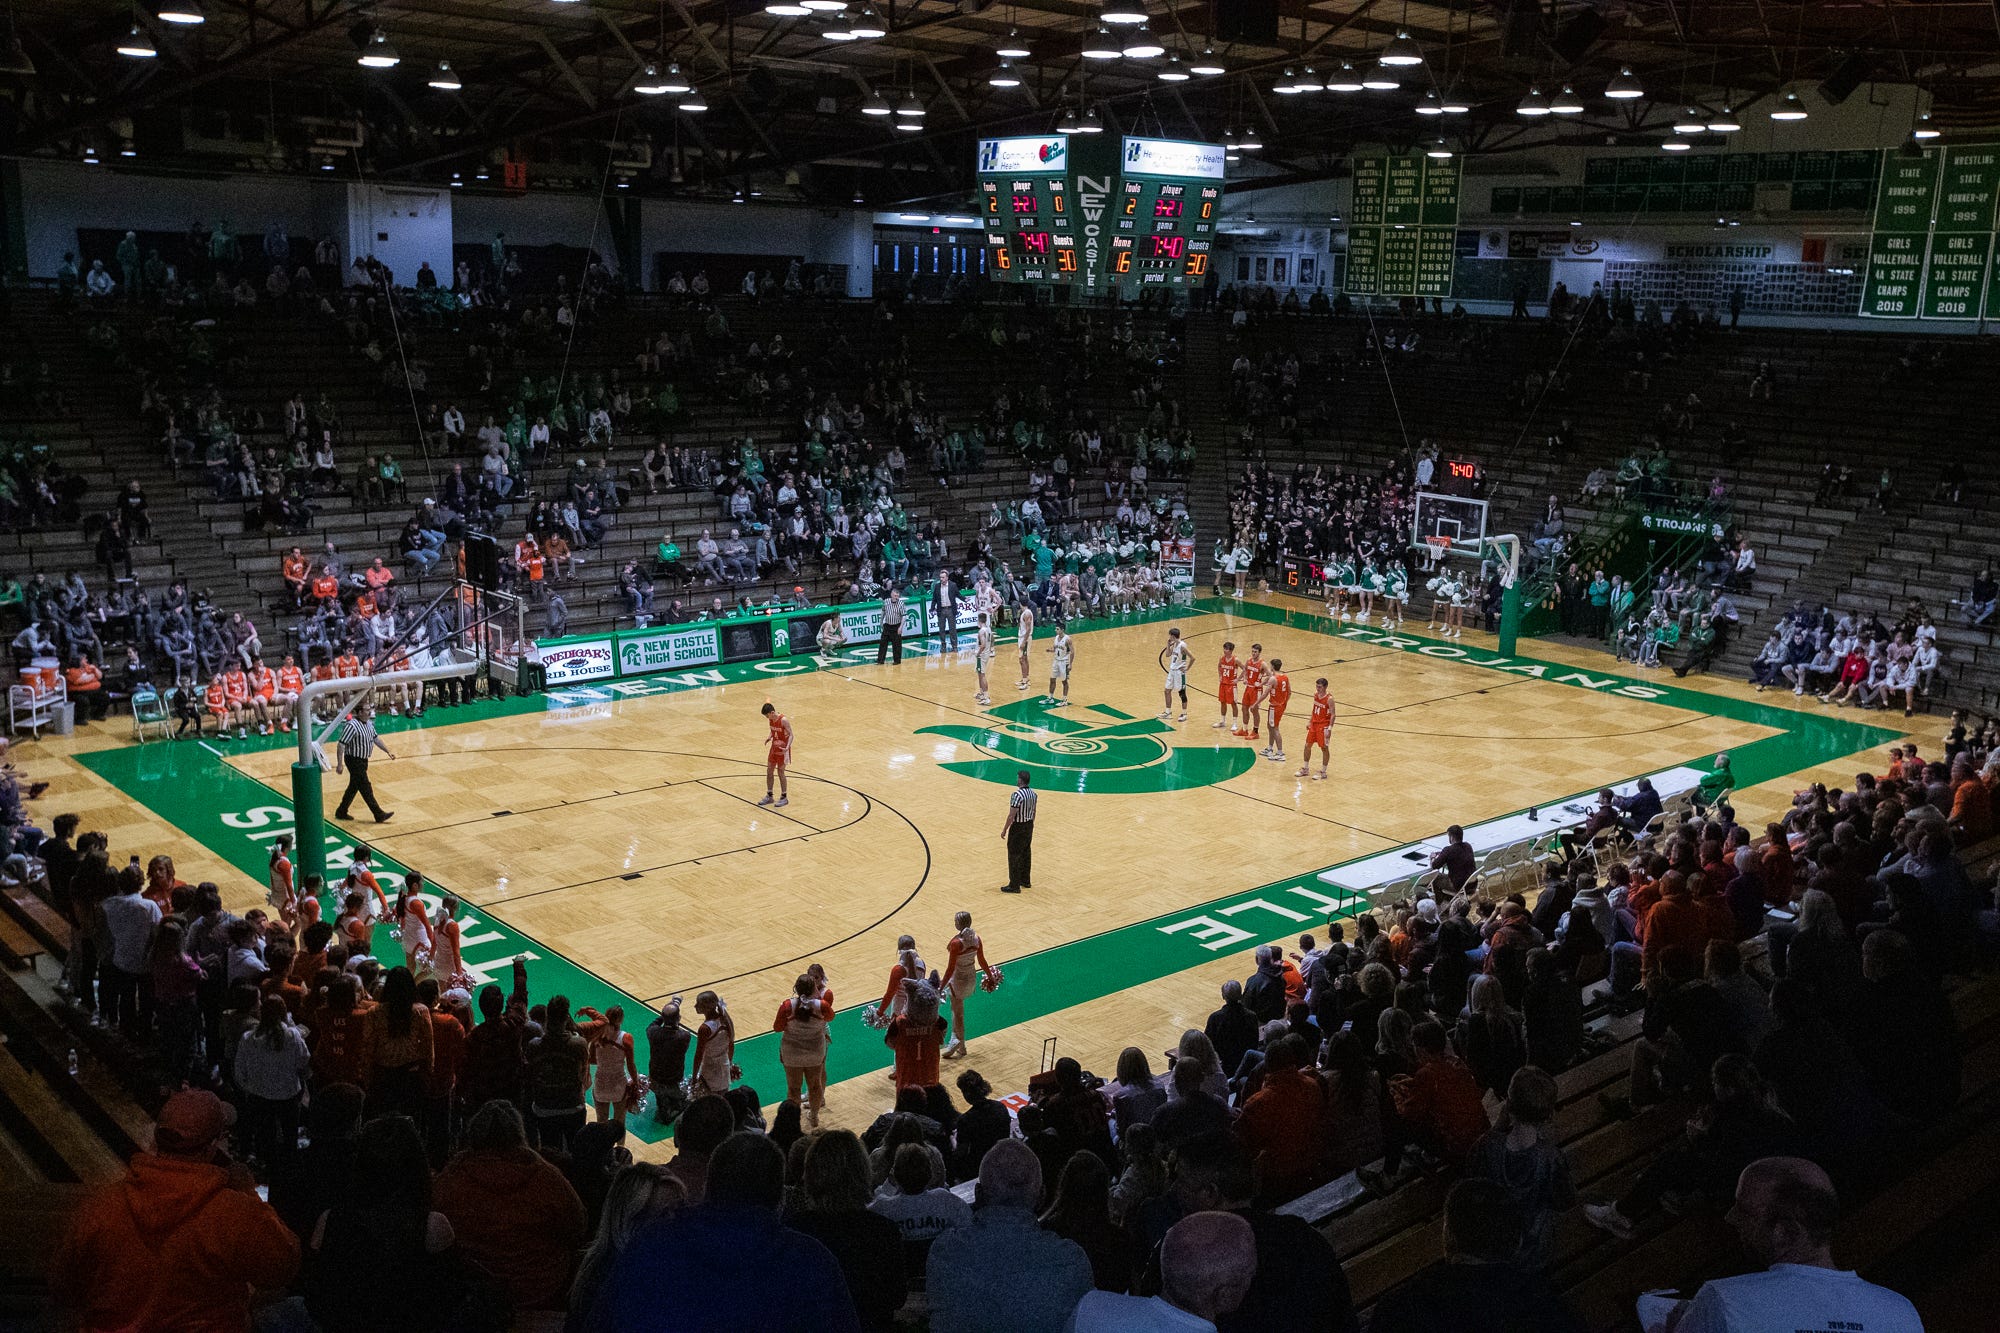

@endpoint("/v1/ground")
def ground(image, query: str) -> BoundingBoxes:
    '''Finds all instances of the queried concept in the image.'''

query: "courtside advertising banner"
[617,626,722,677]
[1162,535,1198,592]
[539,638,617,685]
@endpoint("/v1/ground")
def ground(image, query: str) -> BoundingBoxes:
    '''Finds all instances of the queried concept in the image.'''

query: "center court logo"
[916,698,1255,794]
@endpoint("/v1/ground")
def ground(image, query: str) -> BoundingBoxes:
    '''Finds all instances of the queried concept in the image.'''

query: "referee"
[1000,769,1035,894]
[333,702,396,824]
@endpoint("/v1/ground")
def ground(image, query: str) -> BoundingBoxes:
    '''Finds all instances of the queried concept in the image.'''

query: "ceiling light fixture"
[1379,29,1423,66]
[1912,111,1940,140]
[821,14,859,40]
[117,25,158,59]
[995,28,1029,58]
[799,0,847,11]
[1674,107,1706,133]
[1548,85,1583,114]
[1415,89,1442,116]
[155,2,205,24]
[1439,81,1471,113]
[1770,91,1808,120]
[356,28,399,68]
[1604,66,1642,99]
[1516,86,1549,116]
[1121,27,1163,58]
[848,6,886,38]
[1188,47,1224,76]
[764,0,810,15]
[659,62,692,93]
[896,89,925,118]
[1157,53,1188,82]
[1238,125,1261,150]
[429,60,462,90]
[1294,66,1324,92]
[1081,26,1122,59]
[1100,0,1148,25]
[989,61,1020,87]
[1057,105,1080,134]
[1325,62,1363,93]
[1706,106,1740,132]
[1361,64,1400,91]
[1079,106,1104,133]
[119,139,137,157]
[1273,67,1299,95]
[861,88,892,115]
[1661,139,1691,151]
[678,87,708,112]
[1426,137,1451,158]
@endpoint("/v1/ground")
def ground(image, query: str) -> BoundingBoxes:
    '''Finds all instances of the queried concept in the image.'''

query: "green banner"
[1937,145,2000,231]
[1382,155,1425,226]
[1921,231,1992,320]
[1860,230,1928,317]
[1414,227,1456,297]
[1873,150,1941,232]
[1343,225,1382,294]
[1351,156,1387,225]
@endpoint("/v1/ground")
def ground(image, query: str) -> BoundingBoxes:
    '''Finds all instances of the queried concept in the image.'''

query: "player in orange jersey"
[1213,640,1240,730]
[759,701,793,808]
[274,655,305,731]
[1234,644,1266,740]
[203,673,235,736]
[1264,659,1292,763]
[1297,677,1335,780]
[221,663,253,739]
[249,659,280,735]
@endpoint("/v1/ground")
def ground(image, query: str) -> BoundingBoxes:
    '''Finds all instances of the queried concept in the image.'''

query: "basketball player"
[1264,658,1291,762]
[274,654,305,732]
[759,701,792,807]
[1015,602,1035,691]
[941,910,992,1059]
[973,613,994,705]
[1297,677,1334,779]
[1161,626,1190,722]
[1213,640,1241,730]
[1046,626,1074,706]
[1235,644,1266,741]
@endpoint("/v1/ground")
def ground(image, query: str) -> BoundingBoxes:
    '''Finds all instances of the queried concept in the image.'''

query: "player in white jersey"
[1161,626,1190,722]
[1046,627,1074,706]
[1015,604,1035,690]
[1103,566,1129,614]
[1140,563,1167,608]
[973,614,994,705]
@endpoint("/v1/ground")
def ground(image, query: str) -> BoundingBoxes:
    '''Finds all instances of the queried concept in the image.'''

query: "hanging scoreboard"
[978,135,1080,285]
[977,133,1224,293]
[1110,136,1225,290]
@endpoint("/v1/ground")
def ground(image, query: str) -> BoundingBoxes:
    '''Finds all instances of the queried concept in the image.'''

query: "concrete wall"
[347,183,452,286]
[13,160,345,277]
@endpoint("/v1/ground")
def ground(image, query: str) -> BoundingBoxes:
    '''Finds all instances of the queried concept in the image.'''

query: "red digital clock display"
[1447,460,1478,479]
[1145,235,1187,259]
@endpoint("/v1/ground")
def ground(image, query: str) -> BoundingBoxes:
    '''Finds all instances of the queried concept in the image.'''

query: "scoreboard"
[977,135,1079,284]
[1111,137,1225,289]
[977,133,1223,294]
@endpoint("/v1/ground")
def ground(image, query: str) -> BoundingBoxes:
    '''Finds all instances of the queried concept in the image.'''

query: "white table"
[1318,765,1706,895]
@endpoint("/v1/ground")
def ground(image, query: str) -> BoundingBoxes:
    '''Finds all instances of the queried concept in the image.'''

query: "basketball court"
[56,592,1907,1150]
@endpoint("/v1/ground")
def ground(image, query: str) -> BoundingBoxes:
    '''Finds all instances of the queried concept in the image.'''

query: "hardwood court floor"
[23,592,1931,1149]
[221,601,1767,1033]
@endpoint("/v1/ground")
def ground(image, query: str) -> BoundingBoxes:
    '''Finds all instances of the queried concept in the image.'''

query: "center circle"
[1043,737,1110,755]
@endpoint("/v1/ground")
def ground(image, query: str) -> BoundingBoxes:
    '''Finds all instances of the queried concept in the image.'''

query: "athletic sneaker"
[1212,719,1227,728]
[774,797,788,808]
[1268,751,1286,762]
[1296,766,1311,778]
[1583,1202,1636,1240]
[1054,699,1070,708]
[976,693,990,705]
[1313,771,1328,781]
[1177,713,1187,722]
[1158,711,1174,720]
[757,794,774,806]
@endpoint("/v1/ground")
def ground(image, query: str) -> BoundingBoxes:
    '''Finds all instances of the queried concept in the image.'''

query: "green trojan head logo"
[916,699,1256,793]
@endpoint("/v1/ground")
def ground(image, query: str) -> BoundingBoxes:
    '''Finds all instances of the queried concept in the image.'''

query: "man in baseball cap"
[50,1090,299,1329]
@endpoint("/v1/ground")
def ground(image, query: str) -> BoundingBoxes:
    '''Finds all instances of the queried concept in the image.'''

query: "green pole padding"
[292,761,326,886]
[1499,583,1523,657]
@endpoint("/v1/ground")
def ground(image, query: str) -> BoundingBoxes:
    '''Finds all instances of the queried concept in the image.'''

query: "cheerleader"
[346,845,391,919]
[874,938,925,1022]
[1325,554,1351,621]
[393,875,434,977]
[773,975,832,1126]
[940,911,992,1060]
[429,894,468,989]
[1424,572,1447,630]
[267,835,297,928]
[1442,569,1467,639]
[690,990,737,1096]
[588,1005,638,1124]
[335,891,374,960]
[1353,557,1377,623]
[1382,565,1408,630]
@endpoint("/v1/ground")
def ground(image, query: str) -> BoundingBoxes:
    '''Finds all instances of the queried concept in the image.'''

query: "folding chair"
[130,687,171,743]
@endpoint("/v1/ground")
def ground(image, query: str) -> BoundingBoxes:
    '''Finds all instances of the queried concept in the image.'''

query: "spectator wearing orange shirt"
[353,588,378,621]
[310,565,340,606]
[1948,754,1992,845]
[1639,872,1712,993]
[65,654,107,721]
[281,547,311,609]
[544,531,574,582]
[1234,1033,1326,1204]
[417,977,467,1165]
[363,557,395,594]
[1386,1020,1491,1170]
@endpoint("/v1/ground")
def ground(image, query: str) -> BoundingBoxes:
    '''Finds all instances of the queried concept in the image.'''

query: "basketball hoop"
[1421,535,1453,569]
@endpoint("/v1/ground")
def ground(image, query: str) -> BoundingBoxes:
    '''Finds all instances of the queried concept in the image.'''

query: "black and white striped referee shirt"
[339,716,379,761]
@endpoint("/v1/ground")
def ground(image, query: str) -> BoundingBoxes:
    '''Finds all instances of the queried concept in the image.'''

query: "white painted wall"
[451,192,614,273]
[346,183,452,287]
[14,160,345,277]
